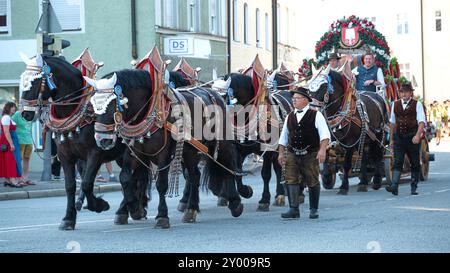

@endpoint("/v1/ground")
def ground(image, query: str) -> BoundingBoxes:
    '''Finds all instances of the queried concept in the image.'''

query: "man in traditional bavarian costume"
[386,81,426,196]
[328,52,342,71]
[278,87,331,219]
[351,52,386,92]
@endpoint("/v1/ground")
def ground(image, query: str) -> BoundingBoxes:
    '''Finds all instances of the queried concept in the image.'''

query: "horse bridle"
[20,64,55,116]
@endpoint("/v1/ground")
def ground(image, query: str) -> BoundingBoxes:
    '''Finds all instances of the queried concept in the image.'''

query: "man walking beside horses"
[278,87,330,219]
[386,81,426,196]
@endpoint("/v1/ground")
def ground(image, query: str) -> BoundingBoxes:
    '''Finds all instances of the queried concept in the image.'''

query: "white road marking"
[394,206,450,212]
[0,228,43,234]
[0,219,113,231]
[435,189,450,193]
[428,173,450,175]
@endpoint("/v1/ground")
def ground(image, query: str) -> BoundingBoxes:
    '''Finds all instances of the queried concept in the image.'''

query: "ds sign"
[164,37,194,55]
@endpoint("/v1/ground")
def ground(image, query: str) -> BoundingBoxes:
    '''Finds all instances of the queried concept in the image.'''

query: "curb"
[0,183,123,201]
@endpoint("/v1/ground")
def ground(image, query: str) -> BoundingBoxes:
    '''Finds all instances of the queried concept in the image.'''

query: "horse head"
[308,66,345,115]
[87,70,156,150]
[19,53,82,122]
[215,73,254,106]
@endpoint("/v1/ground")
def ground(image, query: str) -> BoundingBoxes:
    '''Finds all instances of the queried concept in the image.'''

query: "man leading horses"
[278,87,330,219]
[386,81,426,196]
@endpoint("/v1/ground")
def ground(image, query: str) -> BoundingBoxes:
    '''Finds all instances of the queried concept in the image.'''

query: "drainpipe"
[420,0,426,102]
[272,0,278,70]
[227,0,231,74]
[131,0,138,59]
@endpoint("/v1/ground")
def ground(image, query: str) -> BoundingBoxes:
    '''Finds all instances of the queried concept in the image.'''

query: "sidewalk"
[0,171,122,201]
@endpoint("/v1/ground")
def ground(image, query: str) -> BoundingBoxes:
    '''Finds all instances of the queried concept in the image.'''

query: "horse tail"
[201,141,238,197]
[368,135,384,162]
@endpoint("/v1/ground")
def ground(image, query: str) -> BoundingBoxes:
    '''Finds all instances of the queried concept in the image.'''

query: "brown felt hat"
[291,86,313,102]
[399,81,415,92]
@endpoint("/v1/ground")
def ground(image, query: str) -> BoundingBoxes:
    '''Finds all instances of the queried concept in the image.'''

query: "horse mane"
[225,73,254,93]
[43,56,82,79]
[169,71,191,88]
[329,70,345,88]
[102,69,152,94]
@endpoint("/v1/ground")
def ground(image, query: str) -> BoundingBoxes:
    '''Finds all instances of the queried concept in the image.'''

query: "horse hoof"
[59,220,75,231]
[154,218,170,229]
[75,200,83,211]
[372,184,382,190]
[299,195,305,204]
[130,211,142,221]
[357,185,368,192]
[178,202,187,212]
[89,199,110,213]
[182,209,198,223]
[273,196,285,207]
[257,203,270,212]
[114,214,129,225]
[242,186,253,199]
[337,189,348,195]
[217,197,228,207]
[231,203,244,218]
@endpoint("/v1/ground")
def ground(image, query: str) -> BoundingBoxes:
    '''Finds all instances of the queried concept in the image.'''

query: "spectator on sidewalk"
[12,109,35,185]
[96,162,117,182]
[0,102,24,187]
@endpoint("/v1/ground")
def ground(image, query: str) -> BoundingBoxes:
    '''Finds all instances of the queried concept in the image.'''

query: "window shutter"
[0,0,7,27]
[50,0,81,31]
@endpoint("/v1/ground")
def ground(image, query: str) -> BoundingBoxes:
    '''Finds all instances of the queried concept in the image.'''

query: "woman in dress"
[0,102,24,187]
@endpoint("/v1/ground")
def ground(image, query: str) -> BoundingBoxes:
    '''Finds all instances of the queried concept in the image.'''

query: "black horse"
[309,68,389,194]
[19,54,148,230]
[218,72,295,211]
[88,69,246,228]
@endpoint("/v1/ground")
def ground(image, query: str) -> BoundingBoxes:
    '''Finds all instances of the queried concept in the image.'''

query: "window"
[210,0,225,36]
[48,0,84,32]
[188,0,201,32]
[233,0,239,41]
[0,0,10,34]
[265,13,270,50]
[243,3,248,44]
[400,63,411,80]
[164,0,178,28]
[397,13,409,35]
[155,0,161,26]
[285,8,289,44]
[256,9,260,47]
[436,10,442,32]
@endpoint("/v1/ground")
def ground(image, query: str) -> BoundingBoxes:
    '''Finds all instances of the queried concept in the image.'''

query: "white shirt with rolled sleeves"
[389,99,426,126]
[279,105,331,147]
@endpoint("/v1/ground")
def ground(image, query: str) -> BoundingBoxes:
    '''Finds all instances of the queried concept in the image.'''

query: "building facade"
[154,0,228,81]
[294,0,449,103]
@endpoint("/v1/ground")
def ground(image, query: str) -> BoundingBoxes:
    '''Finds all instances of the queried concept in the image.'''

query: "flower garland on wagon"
[314,15,390,69]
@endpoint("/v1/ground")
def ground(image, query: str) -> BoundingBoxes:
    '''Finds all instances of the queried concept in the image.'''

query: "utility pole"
[35,0,69,181]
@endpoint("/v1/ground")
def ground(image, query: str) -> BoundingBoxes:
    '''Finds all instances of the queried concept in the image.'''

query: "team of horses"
[19,47,388,230]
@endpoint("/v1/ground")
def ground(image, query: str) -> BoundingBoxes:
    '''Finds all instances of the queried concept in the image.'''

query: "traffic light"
[37,33,70,57]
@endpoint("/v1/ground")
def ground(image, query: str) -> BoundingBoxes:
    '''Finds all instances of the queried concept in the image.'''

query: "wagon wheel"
[420,139,430,181]
[321,162,336,190]
[384,147,393,184]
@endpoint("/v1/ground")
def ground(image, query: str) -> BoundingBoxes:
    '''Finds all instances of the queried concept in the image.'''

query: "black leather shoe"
[281,208,300,219]
[309,209,319,219]
[386,185,398,196]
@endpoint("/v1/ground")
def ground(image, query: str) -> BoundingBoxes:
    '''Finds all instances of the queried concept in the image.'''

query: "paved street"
[0,140,449,253]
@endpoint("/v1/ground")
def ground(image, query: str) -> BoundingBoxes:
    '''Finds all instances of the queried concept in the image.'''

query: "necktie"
[296,110,303,114]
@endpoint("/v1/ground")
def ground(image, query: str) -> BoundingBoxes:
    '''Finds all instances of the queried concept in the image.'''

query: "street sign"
[35,0,62,34]
[164,37,194,55]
